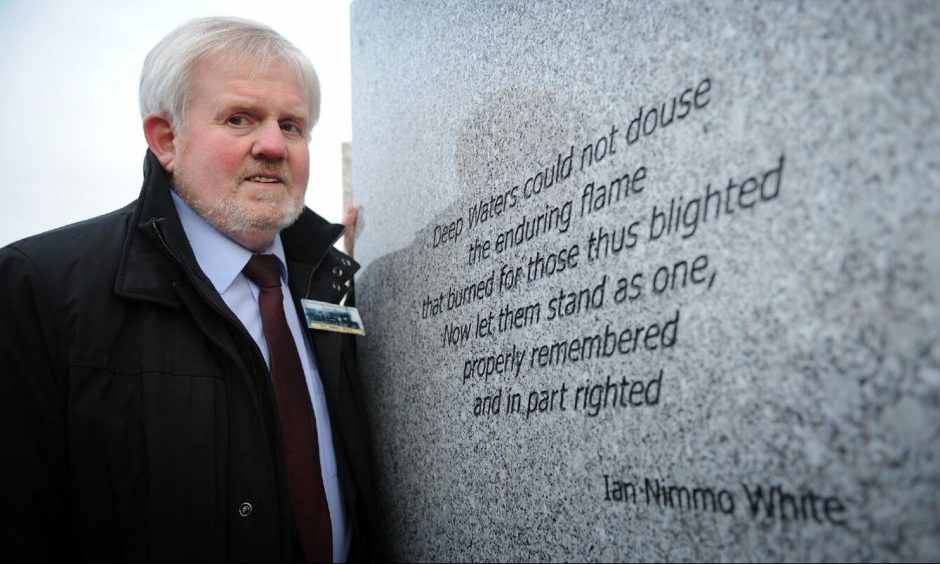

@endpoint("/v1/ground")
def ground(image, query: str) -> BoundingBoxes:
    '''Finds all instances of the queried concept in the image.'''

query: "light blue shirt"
[172,192,350,563]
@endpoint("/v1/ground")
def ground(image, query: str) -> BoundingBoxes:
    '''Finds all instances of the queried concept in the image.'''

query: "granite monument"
[350,2,939,560]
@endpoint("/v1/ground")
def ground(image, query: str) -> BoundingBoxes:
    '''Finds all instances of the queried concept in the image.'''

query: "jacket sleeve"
[0,246,69,560]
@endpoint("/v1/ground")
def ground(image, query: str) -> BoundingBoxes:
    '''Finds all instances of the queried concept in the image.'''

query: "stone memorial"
[349,1,939,560]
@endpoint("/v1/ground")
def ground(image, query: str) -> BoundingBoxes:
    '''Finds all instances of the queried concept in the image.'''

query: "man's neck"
[170,191,290,296]
[226,230,278,252]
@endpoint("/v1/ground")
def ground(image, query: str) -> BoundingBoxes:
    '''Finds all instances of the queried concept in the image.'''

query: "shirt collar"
[171,190,288,294]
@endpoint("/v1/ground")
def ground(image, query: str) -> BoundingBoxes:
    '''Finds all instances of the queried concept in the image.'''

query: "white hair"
[139,16,320,131]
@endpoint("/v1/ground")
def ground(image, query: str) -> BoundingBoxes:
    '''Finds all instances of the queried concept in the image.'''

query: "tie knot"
[243,254,283,288]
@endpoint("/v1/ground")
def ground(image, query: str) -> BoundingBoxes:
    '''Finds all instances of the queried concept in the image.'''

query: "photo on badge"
[301,299,366,335]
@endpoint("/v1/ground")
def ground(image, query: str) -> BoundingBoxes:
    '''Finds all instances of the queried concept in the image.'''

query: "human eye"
[226,114,251,127]
[279,120,304,136]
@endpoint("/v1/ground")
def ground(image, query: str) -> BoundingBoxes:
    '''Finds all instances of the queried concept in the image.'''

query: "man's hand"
[342,204,358,256]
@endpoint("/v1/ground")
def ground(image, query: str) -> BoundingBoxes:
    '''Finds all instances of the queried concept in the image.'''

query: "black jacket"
[0,151,378,561]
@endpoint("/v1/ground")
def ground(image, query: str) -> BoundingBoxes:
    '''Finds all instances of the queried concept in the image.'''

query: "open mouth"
[246,175,283,184]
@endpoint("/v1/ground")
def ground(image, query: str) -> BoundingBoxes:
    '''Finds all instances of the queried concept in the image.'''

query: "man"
[0,17,377,562]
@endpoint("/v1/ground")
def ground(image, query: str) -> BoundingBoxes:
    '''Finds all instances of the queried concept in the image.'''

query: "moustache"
[240,163,291,182]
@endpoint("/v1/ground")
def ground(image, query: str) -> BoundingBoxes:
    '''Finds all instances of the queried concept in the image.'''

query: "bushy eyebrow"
[278,111,308,126]
[213,95,309,126]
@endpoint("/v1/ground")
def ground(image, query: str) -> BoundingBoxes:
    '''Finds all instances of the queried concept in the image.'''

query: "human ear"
[143,114,179,173]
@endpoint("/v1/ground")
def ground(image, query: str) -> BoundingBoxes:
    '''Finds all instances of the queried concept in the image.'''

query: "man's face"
[169,54,311,247]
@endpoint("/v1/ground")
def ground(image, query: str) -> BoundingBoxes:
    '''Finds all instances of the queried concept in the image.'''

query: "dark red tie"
[243,254,332,563]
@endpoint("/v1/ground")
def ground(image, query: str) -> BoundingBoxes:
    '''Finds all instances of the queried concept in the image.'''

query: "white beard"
[173,170,305,239]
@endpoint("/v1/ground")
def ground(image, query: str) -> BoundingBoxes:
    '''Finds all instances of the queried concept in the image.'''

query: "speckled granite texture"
[349,2,939,561]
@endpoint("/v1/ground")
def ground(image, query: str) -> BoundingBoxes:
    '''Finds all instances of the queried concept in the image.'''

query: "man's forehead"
[193,54,309,111]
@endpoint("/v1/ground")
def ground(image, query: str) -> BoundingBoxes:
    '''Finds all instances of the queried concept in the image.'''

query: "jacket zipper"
[150,218,183,265]
[149,219,267,410]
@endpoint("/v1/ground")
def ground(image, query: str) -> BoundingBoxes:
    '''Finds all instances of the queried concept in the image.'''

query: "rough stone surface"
[350,1,940,561]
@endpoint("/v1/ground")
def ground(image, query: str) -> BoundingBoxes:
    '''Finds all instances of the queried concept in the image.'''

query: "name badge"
[301,299,366,336]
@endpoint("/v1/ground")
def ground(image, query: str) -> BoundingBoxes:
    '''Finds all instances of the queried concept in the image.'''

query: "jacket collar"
[114,150,357,307]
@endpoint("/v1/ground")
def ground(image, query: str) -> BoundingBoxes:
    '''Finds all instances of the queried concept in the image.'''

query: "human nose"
[251,120,287,160]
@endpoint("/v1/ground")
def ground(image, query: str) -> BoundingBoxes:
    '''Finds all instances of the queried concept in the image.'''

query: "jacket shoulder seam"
[3,245,66,366]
